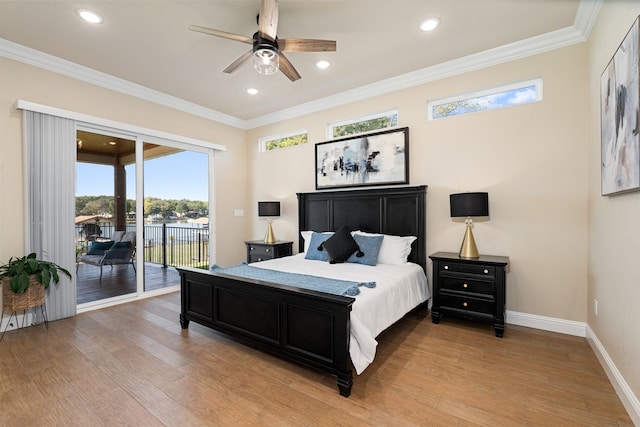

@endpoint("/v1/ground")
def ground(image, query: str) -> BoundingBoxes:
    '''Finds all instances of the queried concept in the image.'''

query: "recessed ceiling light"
[77,9,103,24]
[315,60,331,70]
[419,18,440,32]
[109,141,117,146]
[247,88,259,95]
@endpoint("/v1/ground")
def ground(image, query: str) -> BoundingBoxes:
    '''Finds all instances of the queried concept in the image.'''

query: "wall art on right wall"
[601,15,640,196]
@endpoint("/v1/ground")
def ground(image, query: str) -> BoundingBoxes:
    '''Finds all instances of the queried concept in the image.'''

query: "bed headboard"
[297,185,427,271]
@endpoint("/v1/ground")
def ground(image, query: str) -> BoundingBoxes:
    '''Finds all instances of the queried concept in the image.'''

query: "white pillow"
[300,230,334,253]
[353,231,416,265]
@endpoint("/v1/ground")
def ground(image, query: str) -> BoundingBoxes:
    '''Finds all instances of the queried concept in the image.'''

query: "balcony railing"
[76,223,209,269]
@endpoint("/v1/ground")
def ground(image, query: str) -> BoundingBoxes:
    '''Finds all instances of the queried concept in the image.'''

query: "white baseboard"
[506,309,586,337]
[586,325,640,426]
[505,310,639,425]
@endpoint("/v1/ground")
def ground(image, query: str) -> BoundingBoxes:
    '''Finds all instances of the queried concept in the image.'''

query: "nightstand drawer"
[440,262,495,278]
[440,276,494,295]
[440,294,495,315]
[245,241,293,264]
[247,245,275,258]
[249,254,271,263]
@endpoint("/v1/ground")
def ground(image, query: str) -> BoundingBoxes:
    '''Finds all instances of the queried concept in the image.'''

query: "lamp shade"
[450,192,489,217]
[258,201,280,217]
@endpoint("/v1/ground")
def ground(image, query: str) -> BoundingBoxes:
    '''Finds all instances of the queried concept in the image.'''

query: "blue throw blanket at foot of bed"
[210,263,375,296]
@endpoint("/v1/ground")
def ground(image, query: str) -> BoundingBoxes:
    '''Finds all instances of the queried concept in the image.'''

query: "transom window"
[428,78,543,120]
[259,130,308,152]
[328,109,399,138]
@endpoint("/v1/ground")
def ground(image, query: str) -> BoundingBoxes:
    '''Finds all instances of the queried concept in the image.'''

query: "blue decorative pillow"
[87,240,114,255]
[104,248,131,260]
[304,232,333,261]
[321,225,360,264]
[347,234,384,266]
[112,241,132,249]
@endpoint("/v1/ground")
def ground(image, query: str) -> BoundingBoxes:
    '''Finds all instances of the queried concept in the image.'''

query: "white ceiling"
[0,0,597,128]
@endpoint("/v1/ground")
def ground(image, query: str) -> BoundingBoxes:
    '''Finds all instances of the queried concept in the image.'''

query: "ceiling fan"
[189,0,336,82]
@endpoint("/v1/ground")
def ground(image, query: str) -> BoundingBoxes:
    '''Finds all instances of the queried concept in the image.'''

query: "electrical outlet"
[594,298,598,316]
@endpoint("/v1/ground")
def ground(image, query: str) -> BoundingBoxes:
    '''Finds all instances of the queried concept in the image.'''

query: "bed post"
[337,371,353,397]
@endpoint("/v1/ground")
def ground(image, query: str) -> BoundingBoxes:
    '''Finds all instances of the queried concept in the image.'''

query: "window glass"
[260,131,308,152]
[428,79,542,120]
[328,110,398,138]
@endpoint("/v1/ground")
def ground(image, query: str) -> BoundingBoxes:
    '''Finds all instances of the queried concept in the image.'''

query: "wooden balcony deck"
[76,261,181,304]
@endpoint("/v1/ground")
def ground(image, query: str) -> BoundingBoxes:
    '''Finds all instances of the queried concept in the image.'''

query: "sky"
[76,150,209,201]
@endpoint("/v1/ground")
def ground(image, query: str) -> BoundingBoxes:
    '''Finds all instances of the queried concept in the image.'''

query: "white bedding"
[250,253,429,374]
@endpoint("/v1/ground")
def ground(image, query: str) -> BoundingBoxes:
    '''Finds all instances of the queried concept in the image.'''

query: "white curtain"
[24,110,76,320]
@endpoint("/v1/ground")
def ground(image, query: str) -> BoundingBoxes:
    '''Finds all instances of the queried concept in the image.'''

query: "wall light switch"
[234,209,244,217]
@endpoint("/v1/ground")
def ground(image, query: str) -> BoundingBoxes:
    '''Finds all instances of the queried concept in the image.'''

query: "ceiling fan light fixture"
[253,47,279,75]
[419,17,440,32]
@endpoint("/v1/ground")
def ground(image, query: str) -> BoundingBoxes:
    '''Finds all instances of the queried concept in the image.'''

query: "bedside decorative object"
[430,251,508,337]
[258,201,280,244]
[450,192,489,259]
[245,241,293,263]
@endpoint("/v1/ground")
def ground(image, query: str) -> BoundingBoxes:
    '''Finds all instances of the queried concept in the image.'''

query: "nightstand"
[245,240,293,263]
[429,251,509,337]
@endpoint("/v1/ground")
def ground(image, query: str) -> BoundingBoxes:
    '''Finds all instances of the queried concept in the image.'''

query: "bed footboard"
[177,267,355,397]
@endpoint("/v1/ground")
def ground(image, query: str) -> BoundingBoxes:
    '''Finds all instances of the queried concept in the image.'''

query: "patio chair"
[77,231,136,280]
[82,223,102,242]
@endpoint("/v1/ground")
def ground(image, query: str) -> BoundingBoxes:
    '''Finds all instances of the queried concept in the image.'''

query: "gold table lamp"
[450,192,489,259]
[258,201,280,244]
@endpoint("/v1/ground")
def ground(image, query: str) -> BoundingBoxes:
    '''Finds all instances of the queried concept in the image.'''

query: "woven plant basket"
[1,276,45,311]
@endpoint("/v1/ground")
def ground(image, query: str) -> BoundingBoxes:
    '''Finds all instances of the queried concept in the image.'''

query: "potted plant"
[0,253,71,311]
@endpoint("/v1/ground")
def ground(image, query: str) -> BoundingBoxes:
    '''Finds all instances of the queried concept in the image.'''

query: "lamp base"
[264,220,276,244]
[459,221,479,259]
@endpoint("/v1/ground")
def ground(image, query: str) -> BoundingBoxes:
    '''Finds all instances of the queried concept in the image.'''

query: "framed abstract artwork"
[601,15,640,196]
[315,127,409,190]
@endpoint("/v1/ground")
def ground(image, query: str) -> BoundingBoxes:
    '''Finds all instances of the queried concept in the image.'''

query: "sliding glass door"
[76,129,212,305]
[75,130,138,304]
[141,148,209,292]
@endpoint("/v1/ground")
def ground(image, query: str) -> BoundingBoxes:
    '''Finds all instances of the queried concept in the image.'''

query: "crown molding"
[0,38,246,129]
[247,0,602,129]
[1,0,601,131]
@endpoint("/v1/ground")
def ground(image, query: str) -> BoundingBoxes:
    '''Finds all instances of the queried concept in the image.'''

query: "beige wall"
[248,44,590,323]
[587,2,640,406]
[0,58,249,268]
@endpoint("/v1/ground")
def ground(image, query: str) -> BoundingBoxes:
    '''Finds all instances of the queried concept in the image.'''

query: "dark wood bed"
[177,185,427,396]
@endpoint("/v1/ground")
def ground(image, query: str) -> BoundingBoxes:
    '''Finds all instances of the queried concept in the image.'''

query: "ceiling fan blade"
[278,52,301,82]
[223,50,253,73]
[279,38,337,52]
[258,0,279,41]
[189,25,253,44]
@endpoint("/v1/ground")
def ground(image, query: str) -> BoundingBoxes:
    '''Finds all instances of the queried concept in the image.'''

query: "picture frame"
[601,15,640,196]
[315,127,409,190]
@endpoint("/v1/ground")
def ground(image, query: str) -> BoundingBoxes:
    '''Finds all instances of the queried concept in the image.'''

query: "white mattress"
[250,254,430,374]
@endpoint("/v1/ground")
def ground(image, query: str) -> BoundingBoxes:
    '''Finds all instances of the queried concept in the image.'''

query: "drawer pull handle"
[266,248,271,252]
[484,269,489,274]
[463,283,468,288]
[444,265,449,270]
[250,247,255,251]
[257,258,262,261]
[463,302,468,307]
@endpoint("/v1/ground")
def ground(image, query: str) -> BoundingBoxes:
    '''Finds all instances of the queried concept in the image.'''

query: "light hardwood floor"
[0,292,633,426]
